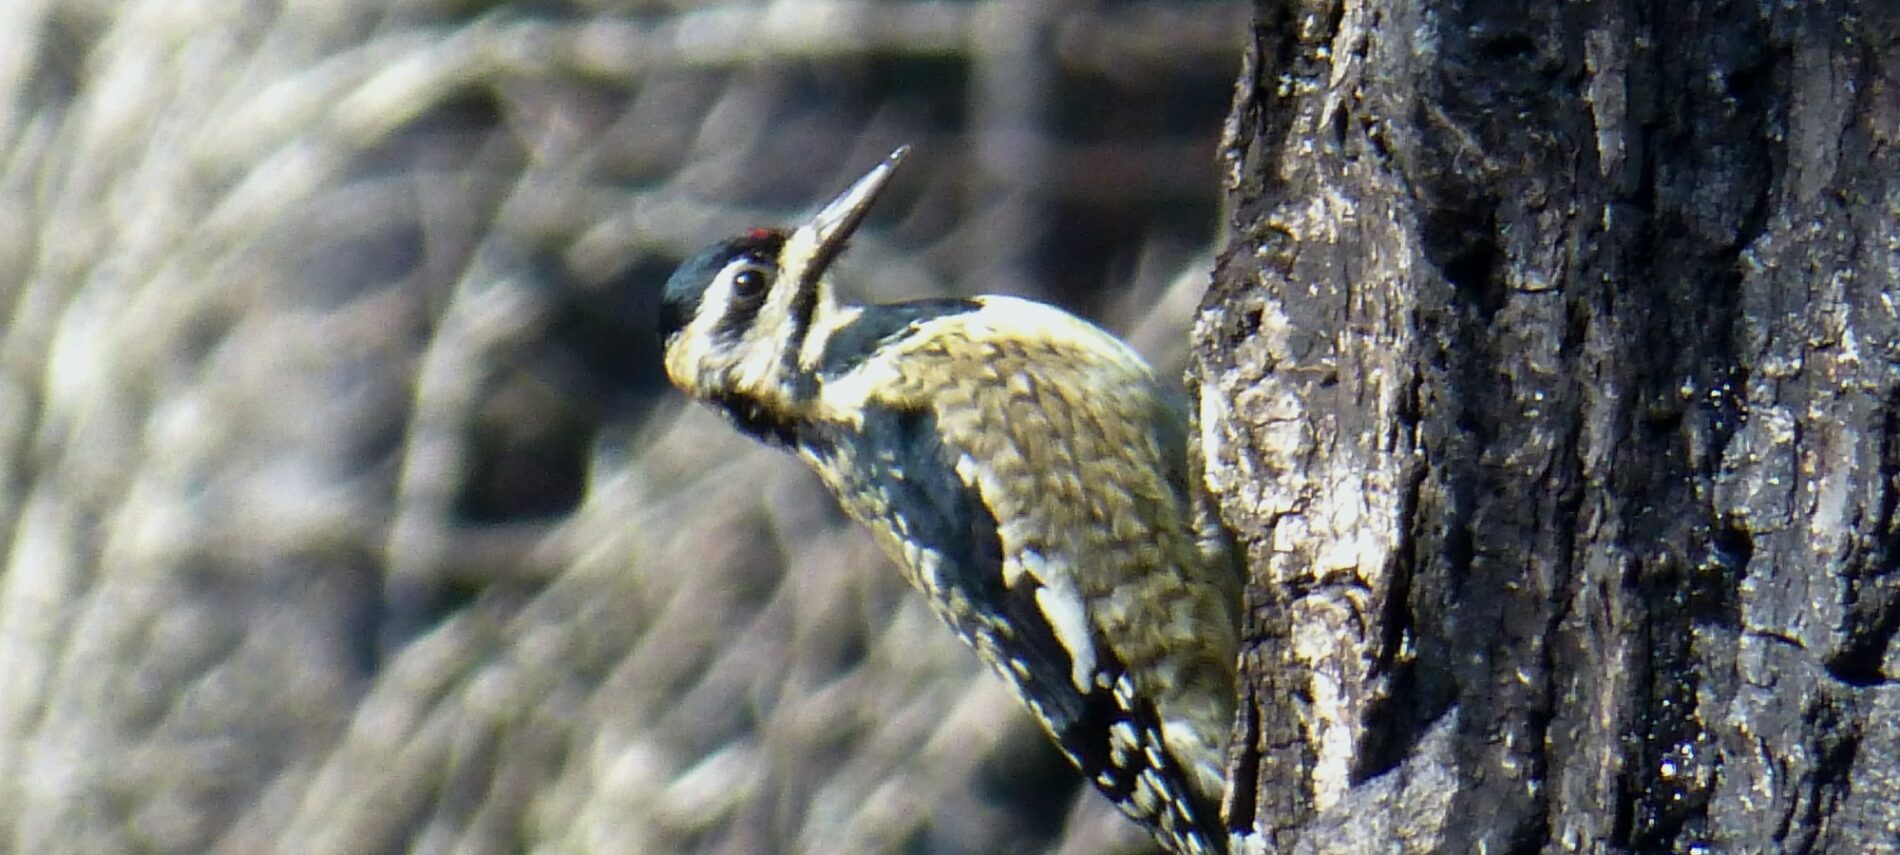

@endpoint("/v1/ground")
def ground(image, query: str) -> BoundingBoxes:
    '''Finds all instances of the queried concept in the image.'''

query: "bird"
[657,146,1241,854]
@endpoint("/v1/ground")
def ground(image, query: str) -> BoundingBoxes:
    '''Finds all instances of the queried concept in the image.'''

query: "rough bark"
[1196,0,1900,851]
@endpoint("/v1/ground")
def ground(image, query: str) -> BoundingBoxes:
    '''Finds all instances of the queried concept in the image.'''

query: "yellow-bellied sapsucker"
[657,147,1241,854]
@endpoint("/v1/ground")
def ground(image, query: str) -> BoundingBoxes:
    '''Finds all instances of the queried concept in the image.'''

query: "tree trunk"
[1195,0,1900,851]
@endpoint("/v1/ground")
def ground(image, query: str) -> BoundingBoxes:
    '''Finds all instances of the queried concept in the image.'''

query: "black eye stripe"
[714,258,773,340]
[660,231,785,342]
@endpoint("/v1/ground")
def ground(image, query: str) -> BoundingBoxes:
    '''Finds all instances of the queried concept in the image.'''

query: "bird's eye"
[732,267,768,297]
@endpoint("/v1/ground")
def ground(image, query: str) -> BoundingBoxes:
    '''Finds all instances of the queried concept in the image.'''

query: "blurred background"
[0,1,1243,852]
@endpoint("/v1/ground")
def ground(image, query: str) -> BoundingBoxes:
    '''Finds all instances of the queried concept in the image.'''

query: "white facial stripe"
[665,255,781,391]
[666,259,739,389]
[800,303,860,373]
[779,223,824,297]
[733,269,804,394]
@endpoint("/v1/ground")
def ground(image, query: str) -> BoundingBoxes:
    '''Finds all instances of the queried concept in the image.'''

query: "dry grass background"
[0,2,1242,852]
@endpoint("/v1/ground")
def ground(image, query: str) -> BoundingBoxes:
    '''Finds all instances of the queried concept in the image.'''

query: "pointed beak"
[795,145,909,276]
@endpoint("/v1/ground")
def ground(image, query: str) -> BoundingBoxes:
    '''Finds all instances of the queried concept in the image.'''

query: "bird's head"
[659,146,907,408]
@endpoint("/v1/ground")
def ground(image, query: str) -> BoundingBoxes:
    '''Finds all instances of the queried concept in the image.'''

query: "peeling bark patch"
[1583,30,1631,187]
[1717,405,1799,531]
[1828,393,1900,686]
